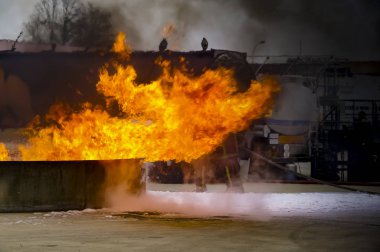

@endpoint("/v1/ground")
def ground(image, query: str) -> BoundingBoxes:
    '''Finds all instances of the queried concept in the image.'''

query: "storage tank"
[267,75,318,135]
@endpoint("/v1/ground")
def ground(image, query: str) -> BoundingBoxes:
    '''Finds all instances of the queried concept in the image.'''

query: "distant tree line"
[23,0,116,49]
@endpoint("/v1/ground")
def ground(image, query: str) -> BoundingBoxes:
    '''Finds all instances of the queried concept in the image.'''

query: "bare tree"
[60,0,81,44]
[24,0,77,44]
[23,0,115,48]
[71,3,115,49]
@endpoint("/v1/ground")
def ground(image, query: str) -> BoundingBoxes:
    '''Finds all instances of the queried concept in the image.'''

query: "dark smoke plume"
[89,0,380,60]
[238,0,380,58]
[1,0,379,59]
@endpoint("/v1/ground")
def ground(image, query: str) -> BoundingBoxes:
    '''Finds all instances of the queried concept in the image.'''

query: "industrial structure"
[249,56,380,182]
[1,40,379,188]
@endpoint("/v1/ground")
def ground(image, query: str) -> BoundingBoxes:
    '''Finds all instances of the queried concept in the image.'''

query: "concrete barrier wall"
[0,160,143,212]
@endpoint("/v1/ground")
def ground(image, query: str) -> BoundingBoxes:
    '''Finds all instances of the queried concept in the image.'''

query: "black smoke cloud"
[90,0,379,60]
[2,0,379,59]
[239,0,380,58]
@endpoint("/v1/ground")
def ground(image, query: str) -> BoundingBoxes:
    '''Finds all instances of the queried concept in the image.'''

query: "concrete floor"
[0,183,379,251]
[148,182,380,193]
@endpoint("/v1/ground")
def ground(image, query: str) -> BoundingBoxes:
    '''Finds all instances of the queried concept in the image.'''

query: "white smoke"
[106,189,271,220]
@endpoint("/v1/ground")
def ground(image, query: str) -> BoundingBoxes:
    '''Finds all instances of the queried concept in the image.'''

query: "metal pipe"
[244,147,380,195]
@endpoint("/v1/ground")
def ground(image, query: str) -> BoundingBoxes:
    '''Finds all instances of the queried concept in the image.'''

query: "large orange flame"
[17,33,279,162]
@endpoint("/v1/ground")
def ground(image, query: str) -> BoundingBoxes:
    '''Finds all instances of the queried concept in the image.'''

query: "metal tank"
[248,75,318,163]
[268,75,318,136]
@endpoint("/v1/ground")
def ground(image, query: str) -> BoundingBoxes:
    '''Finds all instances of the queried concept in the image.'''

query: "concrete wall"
[0,159,143,212]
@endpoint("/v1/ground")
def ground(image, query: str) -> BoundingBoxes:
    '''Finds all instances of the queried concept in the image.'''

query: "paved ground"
[148,182,380,193]
[0,183,379,251]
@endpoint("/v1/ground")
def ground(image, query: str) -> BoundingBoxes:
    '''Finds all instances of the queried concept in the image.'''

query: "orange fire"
[0,143,9,161]
[161,23,176,38]
[112,32,131,59]
[17,33,279,162]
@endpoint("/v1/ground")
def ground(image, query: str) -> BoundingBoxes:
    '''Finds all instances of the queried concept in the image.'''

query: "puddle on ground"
[114,211,238,223]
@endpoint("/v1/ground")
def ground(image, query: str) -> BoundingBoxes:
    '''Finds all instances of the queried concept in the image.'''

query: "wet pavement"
[0,183,379,251]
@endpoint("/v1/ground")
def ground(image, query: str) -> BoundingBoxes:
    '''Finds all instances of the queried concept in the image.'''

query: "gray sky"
[0,0,379,60]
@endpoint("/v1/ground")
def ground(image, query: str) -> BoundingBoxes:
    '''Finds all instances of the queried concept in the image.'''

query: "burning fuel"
[6,33,279,162]
[0,143,9,161]
[112,32,131,58]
